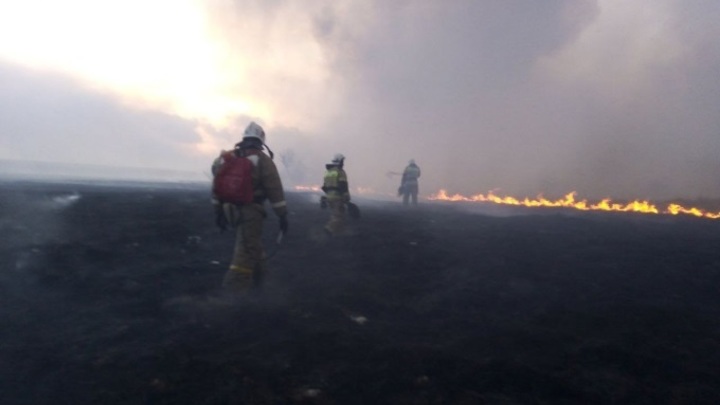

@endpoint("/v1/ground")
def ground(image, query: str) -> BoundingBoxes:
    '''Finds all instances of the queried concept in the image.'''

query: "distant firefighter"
[321,153,350,235]
[211,121,289,293]
[398,159,421,205]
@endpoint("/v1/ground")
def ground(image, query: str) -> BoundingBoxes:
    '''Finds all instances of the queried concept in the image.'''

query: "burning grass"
[429,189,720,220]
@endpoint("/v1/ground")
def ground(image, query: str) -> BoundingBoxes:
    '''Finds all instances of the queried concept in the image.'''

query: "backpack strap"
[235,148,267,204]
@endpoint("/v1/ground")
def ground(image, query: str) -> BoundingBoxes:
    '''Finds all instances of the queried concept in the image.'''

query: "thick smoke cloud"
[302,1,599,197]
[2,1,720,200]
[292,0,720,199]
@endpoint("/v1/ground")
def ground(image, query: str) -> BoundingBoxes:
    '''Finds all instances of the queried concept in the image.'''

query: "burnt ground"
[1,181,720,404]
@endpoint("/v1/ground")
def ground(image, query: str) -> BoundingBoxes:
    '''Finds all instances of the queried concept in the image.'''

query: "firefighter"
[400,159,421,205]
[322,153,350,235]
[211,122,288,293]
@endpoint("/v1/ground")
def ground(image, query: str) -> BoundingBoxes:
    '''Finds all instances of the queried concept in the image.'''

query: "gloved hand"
[215,205,228,232]
[279,214,289,234]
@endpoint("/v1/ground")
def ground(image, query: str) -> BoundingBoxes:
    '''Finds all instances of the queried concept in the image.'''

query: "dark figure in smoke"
[211,122,289,293]
[399,159,421,205]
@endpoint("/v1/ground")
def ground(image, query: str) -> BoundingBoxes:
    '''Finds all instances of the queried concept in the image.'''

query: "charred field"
[1,180,720,404]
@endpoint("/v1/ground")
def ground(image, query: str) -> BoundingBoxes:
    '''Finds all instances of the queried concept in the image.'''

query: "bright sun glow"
[0,0,270,132]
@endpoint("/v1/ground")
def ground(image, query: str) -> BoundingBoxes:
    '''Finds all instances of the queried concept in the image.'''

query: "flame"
[429,189,720,220]
[293,185,322,192]
[354,186,379,195]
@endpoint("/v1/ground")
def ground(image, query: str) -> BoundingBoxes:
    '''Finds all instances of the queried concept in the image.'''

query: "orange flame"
[428,189,720,220]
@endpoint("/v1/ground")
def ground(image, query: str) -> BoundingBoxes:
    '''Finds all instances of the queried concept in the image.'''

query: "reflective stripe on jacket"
[323,167,349,201]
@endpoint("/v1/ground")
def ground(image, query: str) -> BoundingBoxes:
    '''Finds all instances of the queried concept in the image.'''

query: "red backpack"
[212,150,257,204]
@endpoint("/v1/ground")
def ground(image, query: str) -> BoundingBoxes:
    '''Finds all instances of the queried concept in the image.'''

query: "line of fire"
[294,185,720,220]
[429,190,720,220]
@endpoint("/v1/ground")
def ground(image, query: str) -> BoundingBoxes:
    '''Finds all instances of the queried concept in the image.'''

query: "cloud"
[0,63,205,172]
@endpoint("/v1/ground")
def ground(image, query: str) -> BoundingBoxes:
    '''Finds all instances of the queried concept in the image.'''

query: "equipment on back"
[212,150,257,205]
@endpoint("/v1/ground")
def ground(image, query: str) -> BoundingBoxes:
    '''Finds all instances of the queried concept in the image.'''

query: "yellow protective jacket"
[322,165,350,202]
[212,147,287,217]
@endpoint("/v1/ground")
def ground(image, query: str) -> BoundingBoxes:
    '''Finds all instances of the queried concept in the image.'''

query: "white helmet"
[242,121,265,143]
[332,153,345,164]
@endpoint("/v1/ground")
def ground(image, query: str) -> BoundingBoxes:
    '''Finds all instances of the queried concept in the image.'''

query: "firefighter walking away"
[211,122,288,294]
[322,153,350,236]
[399,159,421,205]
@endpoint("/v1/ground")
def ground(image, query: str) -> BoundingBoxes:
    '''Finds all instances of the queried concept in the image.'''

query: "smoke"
[208,0,720,200]
[291,0,720,200]
[0,189,82,299]
[2,1,720,200]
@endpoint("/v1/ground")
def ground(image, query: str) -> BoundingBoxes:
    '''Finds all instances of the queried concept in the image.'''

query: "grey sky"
[1,0,719,200]
[0,64,200,168]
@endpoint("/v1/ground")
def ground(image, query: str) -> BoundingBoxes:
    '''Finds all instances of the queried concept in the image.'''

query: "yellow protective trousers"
[221,203,266,292]
[324,199,346,235]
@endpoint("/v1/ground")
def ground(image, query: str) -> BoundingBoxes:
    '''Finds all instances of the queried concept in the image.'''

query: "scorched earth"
[1,180,720,404]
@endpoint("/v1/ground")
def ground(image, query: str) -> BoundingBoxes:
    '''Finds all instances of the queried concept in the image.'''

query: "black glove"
[215,205,228,232]
[279,215,289,234]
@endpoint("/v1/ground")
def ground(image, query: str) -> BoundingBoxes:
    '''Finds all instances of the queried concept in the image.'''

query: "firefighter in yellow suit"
[322,153,350,235]
[211,122,288,293]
